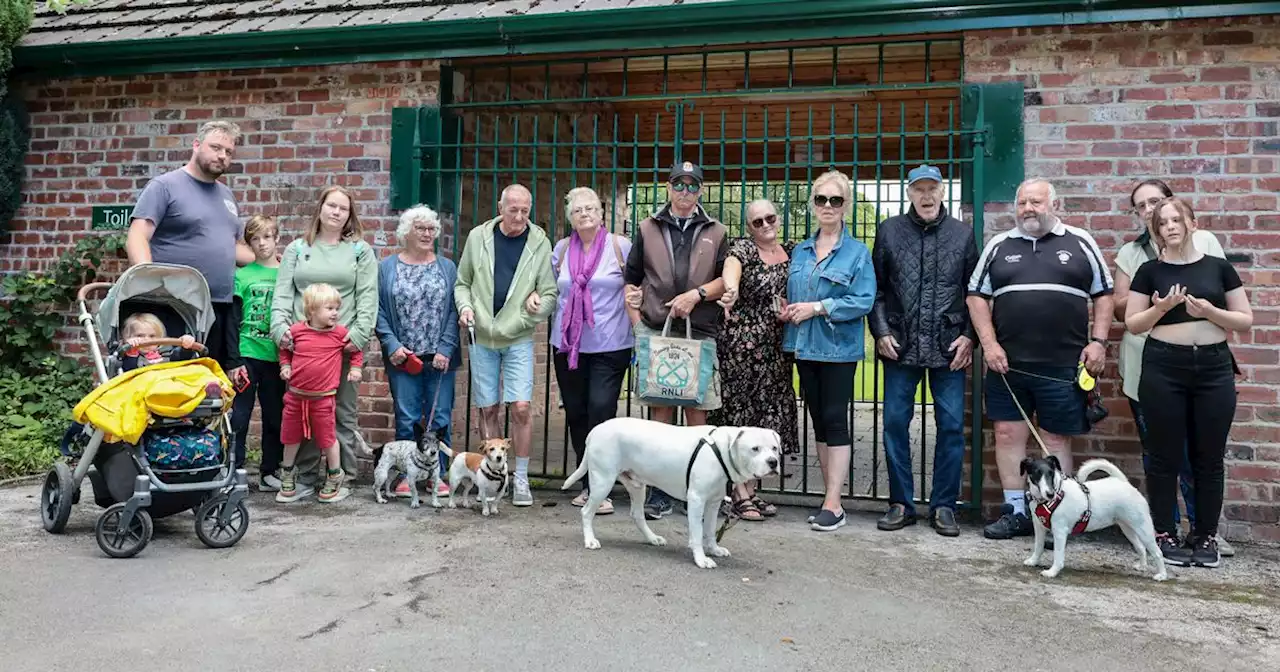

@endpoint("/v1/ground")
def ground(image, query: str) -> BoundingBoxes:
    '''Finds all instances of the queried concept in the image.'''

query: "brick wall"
[965,15,1280,542]
[8,60,445,447]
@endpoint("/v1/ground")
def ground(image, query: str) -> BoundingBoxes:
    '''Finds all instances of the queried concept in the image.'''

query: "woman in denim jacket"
[782,170,877,532]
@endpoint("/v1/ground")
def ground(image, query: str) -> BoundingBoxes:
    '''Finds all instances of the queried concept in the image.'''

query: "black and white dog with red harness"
[1021,455,1168,582]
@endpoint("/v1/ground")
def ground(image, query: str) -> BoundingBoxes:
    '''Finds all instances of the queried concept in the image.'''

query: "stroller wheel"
[94,503,153,559]
[194,494,250,549]
[40,462,77,534]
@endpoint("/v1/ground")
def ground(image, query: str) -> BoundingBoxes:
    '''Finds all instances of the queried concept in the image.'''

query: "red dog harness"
[1034,480,1092,535]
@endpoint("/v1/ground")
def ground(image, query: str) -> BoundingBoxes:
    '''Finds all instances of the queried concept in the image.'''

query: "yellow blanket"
[72,358,234,445]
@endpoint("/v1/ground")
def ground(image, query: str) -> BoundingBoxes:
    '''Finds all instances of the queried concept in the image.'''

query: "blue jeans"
[468,339,535,408]
[386,364,457,478]
[1129,397,1195,527]
[883,362,966,515]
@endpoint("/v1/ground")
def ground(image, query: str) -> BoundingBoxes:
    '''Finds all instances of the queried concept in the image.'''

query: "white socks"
[515,457,529,481]
[1004,489,1027,516]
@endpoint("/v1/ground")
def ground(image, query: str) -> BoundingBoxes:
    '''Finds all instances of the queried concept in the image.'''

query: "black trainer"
[1157,532,1191,567]
[643,489,674,520]
[1190,535,1221,568]
[983,503,1032,539]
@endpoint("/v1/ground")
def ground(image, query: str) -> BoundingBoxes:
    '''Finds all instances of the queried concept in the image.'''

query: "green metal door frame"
[391,43,1023,510]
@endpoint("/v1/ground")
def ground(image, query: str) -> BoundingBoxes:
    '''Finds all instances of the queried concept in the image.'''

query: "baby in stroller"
[60,312,201,455]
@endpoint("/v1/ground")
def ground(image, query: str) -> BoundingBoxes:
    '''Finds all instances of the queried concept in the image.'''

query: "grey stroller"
[40,263,251,558]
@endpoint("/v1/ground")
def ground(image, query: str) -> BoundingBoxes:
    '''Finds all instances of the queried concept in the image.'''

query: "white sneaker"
[258,471,282,492]
[512,477,533,507]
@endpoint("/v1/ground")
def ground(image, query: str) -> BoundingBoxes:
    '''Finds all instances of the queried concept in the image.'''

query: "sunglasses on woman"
[671,181,702,193]
[813,194,845,208]
[750,213,778,228]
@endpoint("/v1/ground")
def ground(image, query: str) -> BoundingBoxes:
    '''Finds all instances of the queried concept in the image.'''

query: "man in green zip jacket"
[455,184,558,506]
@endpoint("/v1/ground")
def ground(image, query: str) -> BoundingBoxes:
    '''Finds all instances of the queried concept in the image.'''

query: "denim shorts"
[468,339,535,408]
[984,365,1087,436]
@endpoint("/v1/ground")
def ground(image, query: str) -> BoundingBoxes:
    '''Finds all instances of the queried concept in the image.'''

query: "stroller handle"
[77,282,114,303]
[119,338,208,354]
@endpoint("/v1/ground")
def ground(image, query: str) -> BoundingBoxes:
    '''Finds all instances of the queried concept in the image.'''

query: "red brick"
[1146,105,1197,120]
[297,89,331,102]
[1090,141,1140,157]
[1204,30,1256,46]
[1150,69,1197,84]
[1065,125,1116,140]
[1200,66,1252,82]
[1121,124,1171,139]
[1119,87,1168,102]
[1066,160,1113,176]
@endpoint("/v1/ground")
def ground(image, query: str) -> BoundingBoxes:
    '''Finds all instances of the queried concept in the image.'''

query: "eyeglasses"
[750,213,778,228]
[411,225,439,234]
[813,194,845,208]
[571,205,602,216]
[1132,196,1164,216]
[670,181,702,193]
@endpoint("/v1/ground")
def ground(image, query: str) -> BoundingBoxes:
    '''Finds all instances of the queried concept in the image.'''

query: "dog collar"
[410,450,437,471]
[685,430,737,492]
[480,464,506,483]
[1033,479,1092,536]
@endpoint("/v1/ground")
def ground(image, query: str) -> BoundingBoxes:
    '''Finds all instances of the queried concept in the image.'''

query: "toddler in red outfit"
[275,283,364,504]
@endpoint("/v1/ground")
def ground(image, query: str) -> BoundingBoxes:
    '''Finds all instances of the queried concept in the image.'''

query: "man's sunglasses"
[671,181,702,193]
[813,195,845,208]
[750,213,778,228]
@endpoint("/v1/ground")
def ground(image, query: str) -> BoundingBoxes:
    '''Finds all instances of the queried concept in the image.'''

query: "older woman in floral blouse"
[376,204,461,498]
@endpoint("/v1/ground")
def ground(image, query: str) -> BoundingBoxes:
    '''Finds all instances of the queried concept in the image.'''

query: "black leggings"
[796,359,857,446]
[553,347,632,492]
[1138,339,1236,538]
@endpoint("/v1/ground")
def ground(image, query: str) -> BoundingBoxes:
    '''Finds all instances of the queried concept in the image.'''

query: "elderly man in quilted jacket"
[869,164,978,537]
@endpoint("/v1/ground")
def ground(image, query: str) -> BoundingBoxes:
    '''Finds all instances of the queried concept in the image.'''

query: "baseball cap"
[907,164,943,186]
[669,160,704,184]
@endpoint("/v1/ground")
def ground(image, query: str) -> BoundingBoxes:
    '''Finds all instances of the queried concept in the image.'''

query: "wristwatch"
[1090,337,1107,346]
[696,287,707,301]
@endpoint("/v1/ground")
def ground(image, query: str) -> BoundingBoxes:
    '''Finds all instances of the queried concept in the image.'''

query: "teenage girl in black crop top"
[1124,197,1253,569]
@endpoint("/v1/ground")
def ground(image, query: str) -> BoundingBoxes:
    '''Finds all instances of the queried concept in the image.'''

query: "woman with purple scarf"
[550,187,636,515]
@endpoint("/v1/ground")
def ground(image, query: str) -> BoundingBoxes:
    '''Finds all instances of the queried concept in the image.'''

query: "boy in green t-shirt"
[231,215,286,490]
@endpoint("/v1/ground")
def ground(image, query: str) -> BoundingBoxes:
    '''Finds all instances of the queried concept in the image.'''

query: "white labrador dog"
[561,417,781,569]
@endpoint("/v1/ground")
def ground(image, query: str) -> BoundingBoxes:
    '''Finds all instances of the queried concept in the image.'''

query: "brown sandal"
[751,495,778,517]
[732,496,766,522]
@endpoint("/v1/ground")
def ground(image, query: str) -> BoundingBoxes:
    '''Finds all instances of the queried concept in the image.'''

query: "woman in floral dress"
[711,199,800,521]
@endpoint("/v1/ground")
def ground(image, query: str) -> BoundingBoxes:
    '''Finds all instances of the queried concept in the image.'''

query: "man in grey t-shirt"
[126,120,254,372]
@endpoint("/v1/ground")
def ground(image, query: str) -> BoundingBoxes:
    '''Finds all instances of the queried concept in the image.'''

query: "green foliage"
[0,1,33,48]
[42,0,92,14]
[0,233,125,373]
[0,234,124,478]
[0,357,91,478]
[0,90,28,232]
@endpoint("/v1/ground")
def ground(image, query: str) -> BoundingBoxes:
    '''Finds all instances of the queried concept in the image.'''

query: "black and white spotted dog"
[373,421,443,509]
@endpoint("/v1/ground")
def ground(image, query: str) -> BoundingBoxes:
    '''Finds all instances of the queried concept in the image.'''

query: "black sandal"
[751,495,778,517]
[732,496,765,522]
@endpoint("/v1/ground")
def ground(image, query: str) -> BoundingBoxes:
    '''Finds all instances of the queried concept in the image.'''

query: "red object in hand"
[401,353,424,375]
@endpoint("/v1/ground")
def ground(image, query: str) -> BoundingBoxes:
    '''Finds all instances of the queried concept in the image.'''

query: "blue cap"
[907,164,943,186]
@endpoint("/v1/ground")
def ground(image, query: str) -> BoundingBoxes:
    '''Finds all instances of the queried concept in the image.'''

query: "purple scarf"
[560,230,607,369]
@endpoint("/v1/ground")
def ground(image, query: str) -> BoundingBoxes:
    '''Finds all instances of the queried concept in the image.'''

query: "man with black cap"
[869,164,978,537]
[623,160,730,520]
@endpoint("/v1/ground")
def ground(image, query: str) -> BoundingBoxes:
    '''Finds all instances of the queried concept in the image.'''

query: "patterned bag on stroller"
[143,426,222,470]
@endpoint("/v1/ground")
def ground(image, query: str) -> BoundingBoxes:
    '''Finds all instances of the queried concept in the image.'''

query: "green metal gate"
[391,38,1023,510]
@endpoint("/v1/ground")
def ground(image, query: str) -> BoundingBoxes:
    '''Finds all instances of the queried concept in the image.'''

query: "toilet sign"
[91,205,133,231]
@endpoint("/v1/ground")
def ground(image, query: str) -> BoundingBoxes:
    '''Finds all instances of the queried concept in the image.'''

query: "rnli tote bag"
[635,315,717,407]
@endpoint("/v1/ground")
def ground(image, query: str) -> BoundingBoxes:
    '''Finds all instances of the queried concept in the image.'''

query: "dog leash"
[999,372,1051,458]
[464,321,493,441]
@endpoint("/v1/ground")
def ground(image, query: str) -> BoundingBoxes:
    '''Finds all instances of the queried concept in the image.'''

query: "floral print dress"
[709,238,800,456]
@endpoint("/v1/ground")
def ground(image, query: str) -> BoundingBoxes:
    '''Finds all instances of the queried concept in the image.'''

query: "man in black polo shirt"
[967,178,1114,540]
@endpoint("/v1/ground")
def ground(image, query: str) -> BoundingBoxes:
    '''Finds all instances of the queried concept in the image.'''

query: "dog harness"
[1034,479,1093,535]
[479,462,506,484]
[685,430,736,492]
